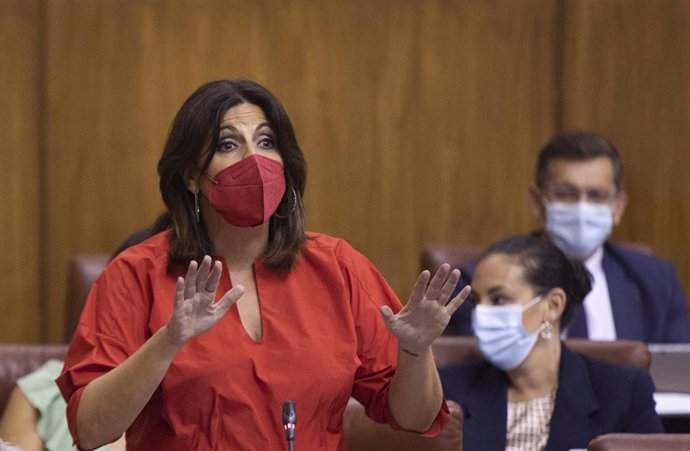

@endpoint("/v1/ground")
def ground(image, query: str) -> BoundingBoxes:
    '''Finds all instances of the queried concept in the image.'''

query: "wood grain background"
[1,0,688,343]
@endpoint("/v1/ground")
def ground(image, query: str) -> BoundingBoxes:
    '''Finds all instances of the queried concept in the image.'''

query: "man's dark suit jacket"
[448,242,690,343]
[439,344,664,451]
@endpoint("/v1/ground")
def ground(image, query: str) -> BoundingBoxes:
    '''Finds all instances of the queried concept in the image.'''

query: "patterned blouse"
[506,387,557,451]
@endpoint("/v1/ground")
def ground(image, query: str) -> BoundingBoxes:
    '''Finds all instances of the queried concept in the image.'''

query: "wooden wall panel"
[291,0,558,299]
[562,0,690,308]
[10,0,689,343]
[0,0,41,342]
[0,0,683,344]
[40,0,557,342]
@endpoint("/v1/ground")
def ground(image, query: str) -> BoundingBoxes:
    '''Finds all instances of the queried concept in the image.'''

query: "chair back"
[421,241,653,275]
[64,254,110,342]
[420,243,484,273]
[588,433,690,450]
[566,339,651,370]
[63,229,153,342]
[344,398,462,451]
[432,336,482,367]
[432,336,650,370]
[0,344,68,412]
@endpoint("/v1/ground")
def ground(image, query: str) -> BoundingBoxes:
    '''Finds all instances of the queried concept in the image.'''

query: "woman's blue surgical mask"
[545,201,613,260]
[472,295,544,371]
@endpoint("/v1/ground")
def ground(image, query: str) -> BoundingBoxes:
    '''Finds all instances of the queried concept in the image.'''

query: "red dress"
[57,231,449,450]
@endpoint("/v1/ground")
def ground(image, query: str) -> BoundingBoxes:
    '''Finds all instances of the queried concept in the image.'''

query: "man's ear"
[612,191,627,225]
[529,185,546,220]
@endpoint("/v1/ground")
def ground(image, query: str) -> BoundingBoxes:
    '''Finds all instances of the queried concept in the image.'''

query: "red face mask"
[205,155,286,227]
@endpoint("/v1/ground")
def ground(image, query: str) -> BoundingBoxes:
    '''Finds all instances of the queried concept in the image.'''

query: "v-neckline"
[218,257,265,343]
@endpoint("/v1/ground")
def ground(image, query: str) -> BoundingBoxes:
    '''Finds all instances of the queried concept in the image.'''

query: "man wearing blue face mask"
[448,131,690,343]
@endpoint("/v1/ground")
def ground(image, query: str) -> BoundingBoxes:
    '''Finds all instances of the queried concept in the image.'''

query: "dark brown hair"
[536,131,624,191]
[480,234,592,328]
[152,79,307,272]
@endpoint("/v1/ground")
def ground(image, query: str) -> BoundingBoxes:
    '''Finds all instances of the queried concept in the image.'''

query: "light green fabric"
[17,360,110,451]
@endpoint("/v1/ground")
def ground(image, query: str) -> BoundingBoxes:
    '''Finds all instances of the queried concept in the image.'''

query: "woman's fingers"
[183,260,199,299]
[380,305,395,325]
[407,270,431,305]
[204,260,223,296]
[423,264,451,301]
[216,285,245,313]
[182,256,224,303]
[173,277,186,313]
[437,268,461,304]
[412,264,461,306]
[194,256,213,293]
[445,285,471,315]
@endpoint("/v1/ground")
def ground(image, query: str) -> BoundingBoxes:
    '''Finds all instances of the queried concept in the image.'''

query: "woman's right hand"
[166,255,244,346]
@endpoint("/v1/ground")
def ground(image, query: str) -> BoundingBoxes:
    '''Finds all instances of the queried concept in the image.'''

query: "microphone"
[282,400,296,450]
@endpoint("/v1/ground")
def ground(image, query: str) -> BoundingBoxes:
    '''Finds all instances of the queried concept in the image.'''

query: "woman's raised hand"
[166,255,244,346]
[381,264,470,354]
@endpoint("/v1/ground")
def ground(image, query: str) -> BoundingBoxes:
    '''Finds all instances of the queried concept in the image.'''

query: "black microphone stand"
[282,400,296,451]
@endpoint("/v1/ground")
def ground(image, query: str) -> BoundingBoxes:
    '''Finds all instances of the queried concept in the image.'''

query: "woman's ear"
[185,168,201,193]
[544,287,566,324]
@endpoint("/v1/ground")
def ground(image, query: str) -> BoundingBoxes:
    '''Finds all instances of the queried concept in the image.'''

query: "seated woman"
[439,234,663,451]
[0,360,125,451]
[0,233,143,451]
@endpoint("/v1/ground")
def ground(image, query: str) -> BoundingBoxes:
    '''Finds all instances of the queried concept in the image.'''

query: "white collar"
[584,245,605,272]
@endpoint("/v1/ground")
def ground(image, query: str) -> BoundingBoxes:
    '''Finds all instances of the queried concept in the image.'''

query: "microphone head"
[282,400,296,425]
[282,400,296,442]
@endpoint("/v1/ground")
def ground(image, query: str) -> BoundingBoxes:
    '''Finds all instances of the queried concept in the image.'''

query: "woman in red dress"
[58,79,469,450]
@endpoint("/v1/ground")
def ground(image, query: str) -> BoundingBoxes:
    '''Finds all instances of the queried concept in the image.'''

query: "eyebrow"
[218,122,274,136]
[469,285,503,301]
[551,181,612,191]
[486,286,504,295]
[255,122,274,133]
[219,125,238,135]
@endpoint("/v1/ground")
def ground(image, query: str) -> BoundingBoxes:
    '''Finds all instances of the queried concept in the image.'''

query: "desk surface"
[654,392,690,416]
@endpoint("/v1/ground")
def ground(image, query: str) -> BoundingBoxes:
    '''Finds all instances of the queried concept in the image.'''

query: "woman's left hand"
[381,264,471,354]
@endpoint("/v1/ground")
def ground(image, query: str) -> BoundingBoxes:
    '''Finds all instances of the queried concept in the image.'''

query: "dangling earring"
[274,187,298,218]
[539,321,553,340]
[194,192,200,223]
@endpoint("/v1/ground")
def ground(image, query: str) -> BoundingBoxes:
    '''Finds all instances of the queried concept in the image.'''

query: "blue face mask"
[545,201,613,260]
[472,295,543,371]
